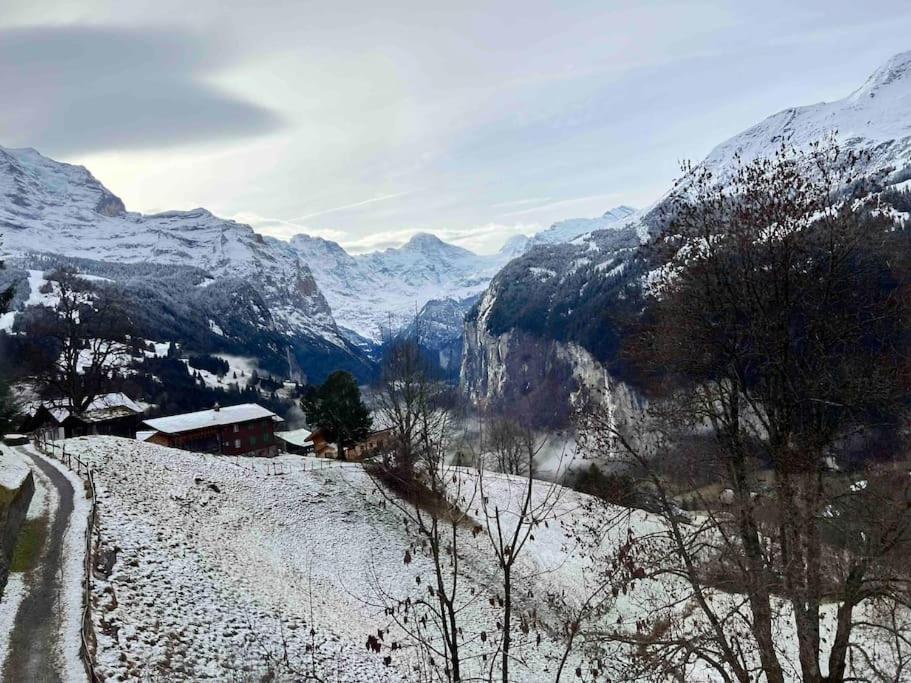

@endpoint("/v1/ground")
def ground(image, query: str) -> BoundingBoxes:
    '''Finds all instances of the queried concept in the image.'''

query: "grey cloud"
[0,25,283,154]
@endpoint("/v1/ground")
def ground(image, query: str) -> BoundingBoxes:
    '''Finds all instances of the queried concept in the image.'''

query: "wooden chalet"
[21,393,146,440]
[302,427,396,461]
[143,403,283,457]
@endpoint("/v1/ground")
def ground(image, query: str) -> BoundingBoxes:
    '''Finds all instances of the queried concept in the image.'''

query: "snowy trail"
[1,447,85,683]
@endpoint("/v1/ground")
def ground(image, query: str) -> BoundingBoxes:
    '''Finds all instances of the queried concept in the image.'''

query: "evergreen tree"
[301,371,371,456]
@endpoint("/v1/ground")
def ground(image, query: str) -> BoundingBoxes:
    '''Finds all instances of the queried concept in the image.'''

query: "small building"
[21,393,146,440]
[344,429,395,461]
[275,427,315,455]
[303,428,337,459]
[143,403,284,457]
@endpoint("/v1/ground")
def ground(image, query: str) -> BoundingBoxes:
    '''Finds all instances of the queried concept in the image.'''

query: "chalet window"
[235,439,241,449]
[233,424,239,433]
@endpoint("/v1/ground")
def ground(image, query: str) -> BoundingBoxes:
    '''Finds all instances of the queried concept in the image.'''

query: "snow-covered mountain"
[0,146,340,343]
[529,205,637,247]
[288,232,518,342]
[0,146,379,382]
[701,50,911,182]
[289,207,638,344]
[461,50,911,414]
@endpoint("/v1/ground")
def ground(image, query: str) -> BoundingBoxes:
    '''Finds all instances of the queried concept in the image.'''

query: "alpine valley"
[2,51,911,397]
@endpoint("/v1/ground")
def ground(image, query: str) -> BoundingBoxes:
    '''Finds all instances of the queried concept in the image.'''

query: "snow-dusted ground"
[68,437,639,681]
[58,437,910,681]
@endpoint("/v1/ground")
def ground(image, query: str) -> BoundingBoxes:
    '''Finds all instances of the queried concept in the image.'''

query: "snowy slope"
[69,436,630,681]
[0,146,341,345]
[63,436,909,681]
[529,205,638,247]
[701,50,911,181]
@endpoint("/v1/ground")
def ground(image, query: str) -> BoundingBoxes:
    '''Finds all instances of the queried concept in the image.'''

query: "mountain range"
[3,51,911,395]
[0,140,638,379]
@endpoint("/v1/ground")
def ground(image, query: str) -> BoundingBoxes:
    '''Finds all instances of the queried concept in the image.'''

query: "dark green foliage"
[187,354,230,376]
[301,370,371,450]
[570,464,638,507]
[0,379,18,435]
[0,240,12,315]
[129,356,291,419]
[0,249,18,431]
[881,185,911,214]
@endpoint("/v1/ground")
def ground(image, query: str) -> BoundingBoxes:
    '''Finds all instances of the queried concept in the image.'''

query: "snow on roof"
[274,428,312,447]
[136,430,158,443]
[143,403,283,435]
[26,392,145,423]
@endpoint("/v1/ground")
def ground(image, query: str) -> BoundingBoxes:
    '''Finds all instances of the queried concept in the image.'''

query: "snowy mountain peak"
[602,205,636,221]
[399,231,473,258]
[530,204,639,247]
[700,51,911,182]
[0,144,126,218]
[852,50,911,99]
[498,234,531,258]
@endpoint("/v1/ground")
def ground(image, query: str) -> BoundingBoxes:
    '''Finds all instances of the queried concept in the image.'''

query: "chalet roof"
[143,403,283,435]
[274,428,312,448]
[28,393,145,424]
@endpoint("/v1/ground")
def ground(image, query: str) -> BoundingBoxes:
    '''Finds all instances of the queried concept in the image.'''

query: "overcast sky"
[2,1,911,254]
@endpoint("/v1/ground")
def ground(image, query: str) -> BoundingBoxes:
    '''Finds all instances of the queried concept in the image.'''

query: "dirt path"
[2,447,76,683]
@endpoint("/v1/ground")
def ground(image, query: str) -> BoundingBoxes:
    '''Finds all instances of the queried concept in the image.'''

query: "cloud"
[499,193,622,217]
[289,191,414,221]
[0,25,282,155]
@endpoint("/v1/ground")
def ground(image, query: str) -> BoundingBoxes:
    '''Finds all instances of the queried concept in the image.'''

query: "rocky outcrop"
[460,287,642,428]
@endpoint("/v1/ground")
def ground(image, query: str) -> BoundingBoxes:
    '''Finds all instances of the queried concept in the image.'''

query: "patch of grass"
[10,516,49,573]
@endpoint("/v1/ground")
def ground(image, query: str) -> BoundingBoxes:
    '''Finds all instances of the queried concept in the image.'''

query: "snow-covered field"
[56,437,911,681]
[67,436,646,681]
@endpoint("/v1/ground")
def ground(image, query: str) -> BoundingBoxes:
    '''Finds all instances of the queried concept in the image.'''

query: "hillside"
[66,437,641,681]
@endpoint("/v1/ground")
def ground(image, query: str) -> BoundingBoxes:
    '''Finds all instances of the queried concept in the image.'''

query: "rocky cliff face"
[461,277,643,428]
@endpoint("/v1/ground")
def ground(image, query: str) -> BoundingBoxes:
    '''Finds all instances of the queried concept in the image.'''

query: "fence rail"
[227,455,353,476]
[33,431,102,683]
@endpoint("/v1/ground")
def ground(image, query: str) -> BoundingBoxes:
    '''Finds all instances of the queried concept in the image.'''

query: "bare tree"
[367,334,481,681]
[23,267,133,412]
[577,142,911,682]
[474,417,566,682]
